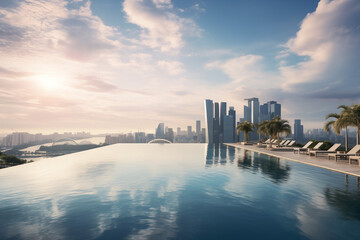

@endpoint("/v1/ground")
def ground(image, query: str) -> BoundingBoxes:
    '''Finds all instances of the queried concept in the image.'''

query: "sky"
[0,0,359,134]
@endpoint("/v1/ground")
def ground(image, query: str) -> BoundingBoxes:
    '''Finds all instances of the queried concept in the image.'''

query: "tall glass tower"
[220,102,227,142]
[244,97,259,124]
[204,99,214,144]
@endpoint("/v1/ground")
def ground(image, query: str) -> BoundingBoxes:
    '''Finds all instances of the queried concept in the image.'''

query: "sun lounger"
[309,143,341,157]
[270,140,296,151]
[286,140,295,147]
[267,139,280,147]
[328,145,360,161]
[293,141,313,154]
[272,140,291,148]
[349,155,360,165]
[305,142,324,155]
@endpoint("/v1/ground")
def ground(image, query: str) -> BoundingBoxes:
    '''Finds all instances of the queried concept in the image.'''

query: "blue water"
[0,144,360,240]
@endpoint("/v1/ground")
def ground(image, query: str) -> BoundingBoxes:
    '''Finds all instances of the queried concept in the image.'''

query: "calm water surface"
[0,144,360,239]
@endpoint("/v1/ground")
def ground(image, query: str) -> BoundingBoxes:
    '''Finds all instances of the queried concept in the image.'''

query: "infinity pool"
[0,144,360,239]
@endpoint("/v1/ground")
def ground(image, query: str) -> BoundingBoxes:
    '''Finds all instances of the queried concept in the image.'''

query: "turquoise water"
[0,144,360,239]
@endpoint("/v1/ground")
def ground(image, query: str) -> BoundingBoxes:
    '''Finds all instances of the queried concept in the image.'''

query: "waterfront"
[225,143,360,178]
[0,144,360,239]
[19,137,105,153]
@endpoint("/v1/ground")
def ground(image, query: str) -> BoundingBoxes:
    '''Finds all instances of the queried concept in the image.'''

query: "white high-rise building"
[204,99,214,144]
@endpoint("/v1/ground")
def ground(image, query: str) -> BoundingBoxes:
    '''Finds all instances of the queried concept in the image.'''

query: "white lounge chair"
[293,141,313,154]
[349,155,360,165]
[305,142,324,155]
[328,145,360,161]
[309,143,341,157]
[286,140,295,147]
[270,140,296,151]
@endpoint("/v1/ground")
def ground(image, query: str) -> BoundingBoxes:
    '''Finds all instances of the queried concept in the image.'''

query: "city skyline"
[0,0,359,133]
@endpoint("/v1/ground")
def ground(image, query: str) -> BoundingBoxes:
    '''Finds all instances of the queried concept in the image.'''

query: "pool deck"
[225,143,360,178]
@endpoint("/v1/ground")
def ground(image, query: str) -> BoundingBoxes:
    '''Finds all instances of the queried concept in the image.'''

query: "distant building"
[196,120,201,137]
[146,134,155,142]
[220,102,227,141]
[165,128,174,142]
[213,102,220,143]
[244,97,260,125]
[294,119,304,141]
[260,101,281,122]
[223,115,234,143]
[228,107,236,142]
[204,99,214,144]
[187,126,192,137]
[126,133,134,143]
[176,127,181,136]
[155,123,165,139]
[135,132,146,143]
[105,135,118,145]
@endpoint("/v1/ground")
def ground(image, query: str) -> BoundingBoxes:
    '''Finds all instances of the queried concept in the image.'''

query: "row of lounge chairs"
[262,139,360,165]
[294,141,360,165]
[264,139,295,147]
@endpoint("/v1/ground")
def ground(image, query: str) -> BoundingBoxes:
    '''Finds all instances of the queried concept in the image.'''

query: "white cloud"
[205,55,278,86]
[157,60,184,75]
[123,0,200,52]
[280,0,360,96]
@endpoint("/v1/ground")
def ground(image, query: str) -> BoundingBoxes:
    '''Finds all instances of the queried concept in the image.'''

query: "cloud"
[75,76,118,92]
[157,60,184,75]
[0,67,30,78]
[123,0,200,52]
[280,0,360,96]
[205,55,278,87]
[0,0,121,62]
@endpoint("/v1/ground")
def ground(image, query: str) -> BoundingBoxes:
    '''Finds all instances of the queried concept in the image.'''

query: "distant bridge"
[148,139,172,144]
[52,138,78,146]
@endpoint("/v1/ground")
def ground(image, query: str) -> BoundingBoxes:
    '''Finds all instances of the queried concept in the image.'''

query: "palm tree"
[237,121,254,143]
[343,104,360,145]
[268,116,291,140]
[257,120,270,140]
[324,105,352,151]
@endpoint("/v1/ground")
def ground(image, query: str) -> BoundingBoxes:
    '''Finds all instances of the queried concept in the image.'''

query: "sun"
[36,75,62,90]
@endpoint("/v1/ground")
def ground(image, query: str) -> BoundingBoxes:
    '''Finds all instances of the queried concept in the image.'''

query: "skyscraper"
[244,97,259,124]
[260,101,281,121]
[228,107,236,142]
[220,102,227,142]
[187,126,192,136]
[294,119,304,141]
[204,99,214,144]
[269,101,281,120]
[214,102,220,143]
[196,120,201,135]
[155,123,165,139]
[223,115,234,143]
[165,128,174,142]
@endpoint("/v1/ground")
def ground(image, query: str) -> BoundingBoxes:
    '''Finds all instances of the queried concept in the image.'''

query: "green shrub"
[1,155,26,165]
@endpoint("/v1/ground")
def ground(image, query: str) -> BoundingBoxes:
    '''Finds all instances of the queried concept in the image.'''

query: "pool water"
[0,144,360,239]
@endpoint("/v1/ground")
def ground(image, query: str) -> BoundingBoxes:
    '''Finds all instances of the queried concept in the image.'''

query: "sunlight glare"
[36,75,62,90]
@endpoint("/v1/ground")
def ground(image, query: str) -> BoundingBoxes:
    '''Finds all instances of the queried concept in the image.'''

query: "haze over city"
[1,0,359,134]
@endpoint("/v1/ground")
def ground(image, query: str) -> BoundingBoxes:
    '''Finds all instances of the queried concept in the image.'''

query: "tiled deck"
[225,143,360,178]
